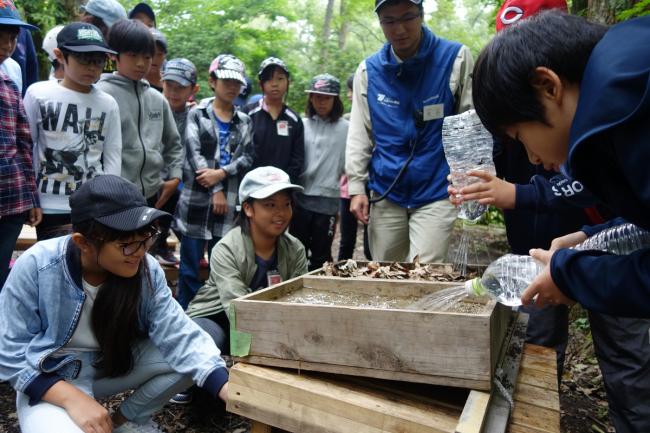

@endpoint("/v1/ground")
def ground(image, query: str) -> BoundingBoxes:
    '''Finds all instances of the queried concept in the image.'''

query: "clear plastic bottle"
[574,223,650,255]
[466,254,543,306]
[442,109,496,222]
[466,223,650,306]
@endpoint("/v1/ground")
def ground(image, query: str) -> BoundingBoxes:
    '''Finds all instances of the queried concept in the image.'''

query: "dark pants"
[36,213,72,241]
[146,191,180,255]
[290,205,336,271]
[338,198,357,261]
[193,312,230,355]
[176,236,219,310]
[519,304,569,382]
[588,311,650,433]
[0,212,27,290]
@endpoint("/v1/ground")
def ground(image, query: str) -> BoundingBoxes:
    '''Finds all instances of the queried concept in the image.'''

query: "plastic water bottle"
[442,109,496,222]
[465,254,543,306]
[574,223,650,255]
[466,223,650,306]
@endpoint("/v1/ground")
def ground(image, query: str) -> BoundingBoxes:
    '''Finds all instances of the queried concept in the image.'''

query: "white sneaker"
[113,420,164,433]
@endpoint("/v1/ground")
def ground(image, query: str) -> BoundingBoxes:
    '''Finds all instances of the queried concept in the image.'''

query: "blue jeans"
[0,212,27,291]
[17,339,193,432]
[176,236,219,310]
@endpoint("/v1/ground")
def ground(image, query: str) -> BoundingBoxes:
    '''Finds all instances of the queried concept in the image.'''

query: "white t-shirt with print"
[24,81,122,212]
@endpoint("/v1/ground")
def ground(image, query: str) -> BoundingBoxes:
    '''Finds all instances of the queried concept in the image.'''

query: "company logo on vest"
[376,93,400,108]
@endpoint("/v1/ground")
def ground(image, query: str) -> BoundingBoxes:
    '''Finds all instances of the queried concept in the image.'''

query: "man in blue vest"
[346,0,473,263]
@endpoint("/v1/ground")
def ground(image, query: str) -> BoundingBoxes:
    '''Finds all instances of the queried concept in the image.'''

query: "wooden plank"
[251,421,272,433]
[513,382,560,412]
[516,365,557,391]
[521,344,556,361]
[227,363,461,433]
[237,355,491,390]
[509,401,561,433]
[455,390,490,433]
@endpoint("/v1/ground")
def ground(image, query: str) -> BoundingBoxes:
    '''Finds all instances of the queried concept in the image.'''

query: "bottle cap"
[465,278,486,297]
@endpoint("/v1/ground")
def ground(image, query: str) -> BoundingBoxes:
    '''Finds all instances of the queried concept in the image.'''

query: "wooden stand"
[228,344,560,433]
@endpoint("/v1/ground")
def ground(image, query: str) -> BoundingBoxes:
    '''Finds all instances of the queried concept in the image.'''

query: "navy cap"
[375,0,423,12]
[70,175,170,231]
[128,2,156,26]
[57,22,116,54]
[162,58,197,86]
[150,27,167,52]
[0,0,38,31]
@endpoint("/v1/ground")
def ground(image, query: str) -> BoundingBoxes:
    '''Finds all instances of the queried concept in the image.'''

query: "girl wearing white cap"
[186,166,307,355]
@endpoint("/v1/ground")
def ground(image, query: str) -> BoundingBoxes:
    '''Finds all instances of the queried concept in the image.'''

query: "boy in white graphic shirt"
[24,22,121,240]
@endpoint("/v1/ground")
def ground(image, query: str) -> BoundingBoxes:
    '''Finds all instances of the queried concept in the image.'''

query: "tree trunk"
[584,0,638,24]
[320,0,335,65]
[338,0,350,49]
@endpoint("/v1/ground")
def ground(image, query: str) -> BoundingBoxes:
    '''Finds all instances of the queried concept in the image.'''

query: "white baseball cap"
[42,25,64,62]
[239,167,303,203]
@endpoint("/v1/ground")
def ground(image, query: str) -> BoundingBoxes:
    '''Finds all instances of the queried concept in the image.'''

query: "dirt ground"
[0,222,613,432]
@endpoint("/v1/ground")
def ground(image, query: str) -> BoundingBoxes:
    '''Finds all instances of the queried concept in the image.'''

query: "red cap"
[495,0,568,32]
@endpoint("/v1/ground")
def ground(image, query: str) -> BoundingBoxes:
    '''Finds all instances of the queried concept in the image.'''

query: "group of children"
[0,0,649,431]
[0,0,349,431]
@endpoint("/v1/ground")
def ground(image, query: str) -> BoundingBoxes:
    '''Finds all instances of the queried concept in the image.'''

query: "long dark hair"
[73,220,155,377]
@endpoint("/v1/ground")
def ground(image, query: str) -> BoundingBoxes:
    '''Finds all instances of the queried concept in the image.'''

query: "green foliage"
[616,0,650,20]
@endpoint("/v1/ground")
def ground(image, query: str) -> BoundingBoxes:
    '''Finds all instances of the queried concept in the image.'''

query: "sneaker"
[169,390,193,405]
[113,419,164,433]
[155,249,179,266]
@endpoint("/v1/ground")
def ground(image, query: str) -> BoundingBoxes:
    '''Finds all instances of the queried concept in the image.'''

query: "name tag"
[267,271,282,286]
[423,103,444,121]
[277,121,289,136]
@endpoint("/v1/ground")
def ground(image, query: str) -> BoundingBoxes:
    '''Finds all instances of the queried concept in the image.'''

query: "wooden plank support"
[455,390,490,433]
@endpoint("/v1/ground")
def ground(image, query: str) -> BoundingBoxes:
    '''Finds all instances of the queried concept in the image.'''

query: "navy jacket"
[550,16,650,317]
[493,139,598,255]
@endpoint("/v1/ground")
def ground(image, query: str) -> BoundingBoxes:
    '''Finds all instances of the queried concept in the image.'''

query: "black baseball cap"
[70,175,170,231]
[128,2,156,26]
[57,22,116,54]
[375,0,423,12]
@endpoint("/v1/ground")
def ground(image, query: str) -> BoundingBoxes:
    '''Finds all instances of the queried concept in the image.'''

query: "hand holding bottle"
[521,248,576,307]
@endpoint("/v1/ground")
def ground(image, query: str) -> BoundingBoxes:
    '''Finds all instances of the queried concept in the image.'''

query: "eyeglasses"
[71,53,107,67]
[379,12,422,28]
[117,230,160,256]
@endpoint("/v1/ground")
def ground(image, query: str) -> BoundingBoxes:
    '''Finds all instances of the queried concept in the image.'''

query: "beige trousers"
[368,196,458,263]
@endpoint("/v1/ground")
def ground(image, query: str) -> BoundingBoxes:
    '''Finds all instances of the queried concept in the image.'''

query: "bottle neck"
[465,277,487,297]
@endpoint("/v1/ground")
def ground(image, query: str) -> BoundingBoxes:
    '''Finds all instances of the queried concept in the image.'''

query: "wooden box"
[230,274,515,391]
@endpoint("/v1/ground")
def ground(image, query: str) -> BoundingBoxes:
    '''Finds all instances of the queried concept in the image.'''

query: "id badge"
[422,103,444,121]
[277,120,289,136]
[267,270,282,287]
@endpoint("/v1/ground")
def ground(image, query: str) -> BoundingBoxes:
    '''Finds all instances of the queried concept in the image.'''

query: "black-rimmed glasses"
[117,230,160,256]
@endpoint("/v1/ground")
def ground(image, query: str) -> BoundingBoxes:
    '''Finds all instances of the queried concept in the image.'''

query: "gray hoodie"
[96,73,183,199]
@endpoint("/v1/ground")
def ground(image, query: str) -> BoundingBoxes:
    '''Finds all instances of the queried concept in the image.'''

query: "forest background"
[15,0,650,115]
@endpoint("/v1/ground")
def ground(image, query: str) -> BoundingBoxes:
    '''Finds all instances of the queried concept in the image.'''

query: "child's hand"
[549,231,588,252]
[196,168,226,188]
[28,208,43,226]
[212,191,228,215]
[44,381,112,433]
[452,170,516,210]
[155,178,180,209]
[521,248,576,307]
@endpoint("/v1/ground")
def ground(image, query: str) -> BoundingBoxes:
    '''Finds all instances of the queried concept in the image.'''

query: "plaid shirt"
[174,98,254,239]
[0,71,37,216]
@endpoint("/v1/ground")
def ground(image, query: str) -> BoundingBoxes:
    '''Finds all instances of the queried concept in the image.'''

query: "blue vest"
[366,27,461,208]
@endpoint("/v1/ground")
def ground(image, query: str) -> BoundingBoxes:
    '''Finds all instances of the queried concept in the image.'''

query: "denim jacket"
[0,236,228,404]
